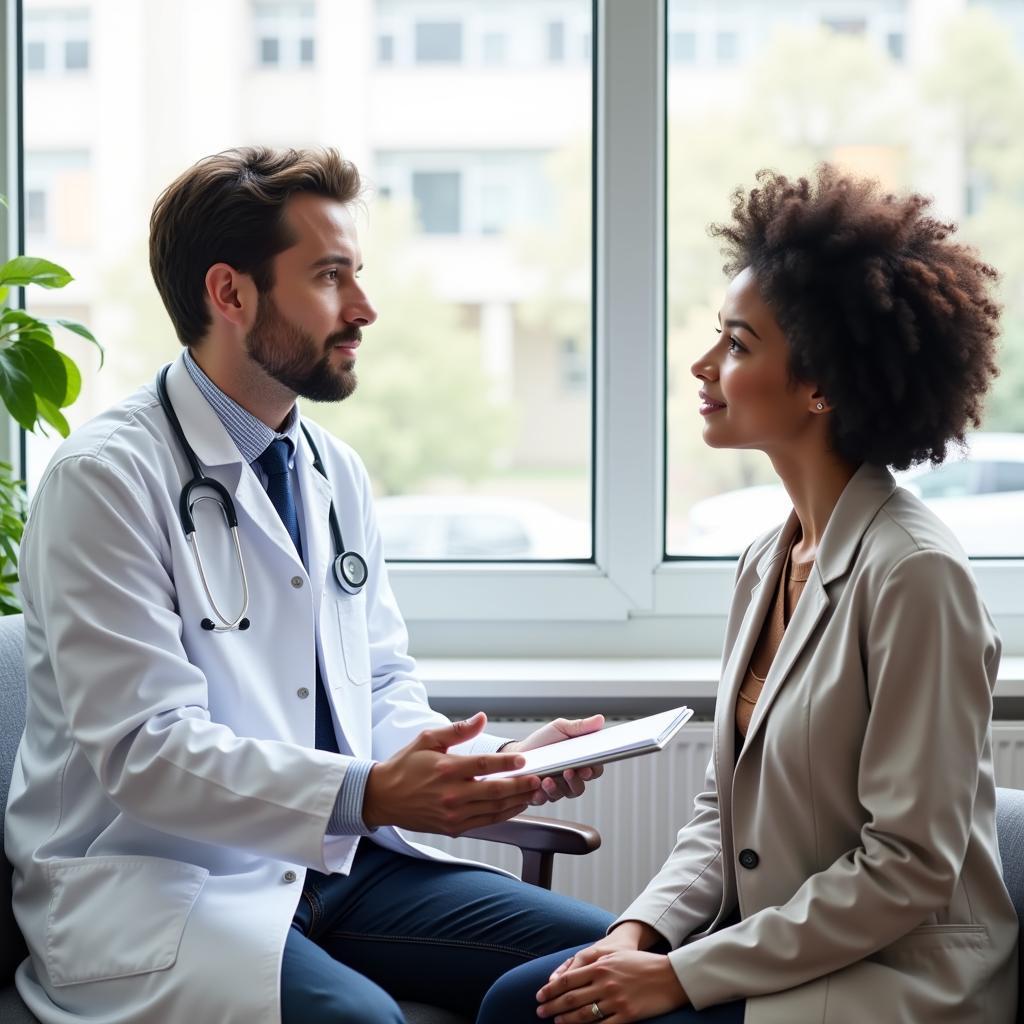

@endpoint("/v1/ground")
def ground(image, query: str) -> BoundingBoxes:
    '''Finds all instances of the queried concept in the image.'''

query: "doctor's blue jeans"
[280,839,613,1023]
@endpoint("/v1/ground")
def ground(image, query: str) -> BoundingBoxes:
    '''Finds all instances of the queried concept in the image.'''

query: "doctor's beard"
[245,292,359,403]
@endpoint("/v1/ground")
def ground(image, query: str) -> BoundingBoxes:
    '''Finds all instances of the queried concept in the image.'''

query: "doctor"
[4,146,614,1024]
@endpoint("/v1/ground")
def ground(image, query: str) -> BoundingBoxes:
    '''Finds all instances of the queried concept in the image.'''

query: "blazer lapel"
[738,463,898,753]
[715,516,798,786]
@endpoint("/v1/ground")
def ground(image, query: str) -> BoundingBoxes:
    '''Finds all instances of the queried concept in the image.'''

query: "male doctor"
[5,146,614,1024]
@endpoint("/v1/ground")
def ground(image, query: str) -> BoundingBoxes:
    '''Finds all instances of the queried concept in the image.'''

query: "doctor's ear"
[204,263,258,330]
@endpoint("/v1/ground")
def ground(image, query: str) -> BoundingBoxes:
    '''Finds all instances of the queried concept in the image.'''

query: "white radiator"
[409,720,1024,914]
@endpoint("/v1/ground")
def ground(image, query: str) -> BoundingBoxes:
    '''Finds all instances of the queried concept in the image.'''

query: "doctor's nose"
[344,285,378,329]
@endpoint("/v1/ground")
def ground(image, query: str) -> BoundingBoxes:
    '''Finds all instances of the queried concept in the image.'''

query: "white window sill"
[418,656,1024,702]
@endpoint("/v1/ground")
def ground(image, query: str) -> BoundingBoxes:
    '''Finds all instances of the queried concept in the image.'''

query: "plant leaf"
[58,351,82,405]
[0,350,38,431]
[0,309,55,346]
[53,318,104,368]
[0,257,73,289]
[36,395,70,438]
[12,340,68,405]
[0,286,7,306]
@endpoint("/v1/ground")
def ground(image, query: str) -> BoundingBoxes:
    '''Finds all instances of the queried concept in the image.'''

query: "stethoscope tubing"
[156,364,367,632]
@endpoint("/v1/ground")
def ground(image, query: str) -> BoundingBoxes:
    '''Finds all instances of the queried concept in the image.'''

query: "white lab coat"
[4,353,502,1024]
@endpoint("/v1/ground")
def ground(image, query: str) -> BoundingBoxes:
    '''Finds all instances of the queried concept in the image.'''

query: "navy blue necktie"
[256,439,339,754]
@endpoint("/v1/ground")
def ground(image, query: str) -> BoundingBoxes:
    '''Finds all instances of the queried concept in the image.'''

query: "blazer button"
[738,849,759,870]
[291,576,304,589]
[282,870,298,884]
[296,687,310,699]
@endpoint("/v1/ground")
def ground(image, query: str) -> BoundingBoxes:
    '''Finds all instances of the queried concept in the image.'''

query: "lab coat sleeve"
[669,549,998,1009]
[352,457,505,760]
[21,454,353,872]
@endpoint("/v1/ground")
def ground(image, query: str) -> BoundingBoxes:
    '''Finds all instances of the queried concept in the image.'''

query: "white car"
[375,495,591,560]
[683,432,1024,558]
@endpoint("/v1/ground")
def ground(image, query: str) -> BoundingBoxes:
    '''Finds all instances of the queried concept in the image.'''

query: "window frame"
[6,0,1024,659]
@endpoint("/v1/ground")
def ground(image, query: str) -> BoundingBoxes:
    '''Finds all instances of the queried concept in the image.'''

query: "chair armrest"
[463,815,601,889]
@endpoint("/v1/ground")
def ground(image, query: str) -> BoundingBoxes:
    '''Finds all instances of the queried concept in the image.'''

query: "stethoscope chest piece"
[334,551,368,595]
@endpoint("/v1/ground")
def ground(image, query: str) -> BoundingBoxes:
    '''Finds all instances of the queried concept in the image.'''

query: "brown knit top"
[736,534,815,740]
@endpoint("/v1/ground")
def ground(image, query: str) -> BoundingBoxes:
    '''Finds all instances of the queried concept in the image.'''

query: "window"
[482,31,507,66]
[670,31,697,64]
[991,462,1024,493]
[822,17,868,36]
[415,21,463,63]
[20,1,593,578]
[25,189,47,236]
[252,1,315,70]
[547,20,566,63]
[666,0,1024,566]
[411,171,462,234]
[715,30,739,64]
[16,1,1021,654]
[23,8,89,74]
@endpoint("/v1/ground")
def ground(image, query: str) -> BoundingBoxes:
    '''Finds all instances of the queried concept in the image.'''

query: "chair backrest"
[997,787,1024,922]
[0,614,28,985]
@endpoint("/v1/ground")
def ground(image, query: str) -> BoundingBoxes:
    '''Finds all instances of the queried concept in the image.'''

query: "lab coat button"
[291,576,304,589]
[297,687,310,699]
[738,849,759,870]
[282,870,298,884]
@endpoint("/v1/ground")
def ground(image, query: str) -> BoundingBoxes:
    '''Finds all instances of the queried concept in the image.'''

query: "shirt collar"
[183,348,300,466]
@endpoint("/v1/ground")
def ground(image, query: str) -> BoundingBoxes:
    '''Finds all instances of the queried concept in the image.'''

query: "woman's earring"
[816,402,824,411]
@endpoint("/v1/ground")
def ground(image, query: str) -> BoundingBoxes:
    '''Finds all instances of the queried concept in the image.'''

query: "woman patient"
[478,165,1018,1023]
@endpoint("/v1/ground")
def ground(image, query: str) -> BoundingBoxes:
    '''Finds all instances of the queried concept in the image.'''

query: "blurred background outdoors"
[20,0,1024,560]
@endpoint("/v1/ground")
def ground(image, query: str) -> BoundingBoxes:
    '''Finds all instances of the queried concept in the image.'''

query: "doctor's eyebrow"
[310,254,363,272]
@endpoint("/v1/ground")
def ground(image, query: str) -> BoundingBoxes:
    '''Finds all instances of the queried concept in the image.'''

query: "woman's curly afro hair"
[709,164,1001,470]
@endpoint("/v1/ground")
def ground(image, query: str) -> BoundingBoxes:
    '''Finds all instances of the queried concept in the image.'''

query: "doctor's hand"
[362,712,543,836]
[503,715,606,804]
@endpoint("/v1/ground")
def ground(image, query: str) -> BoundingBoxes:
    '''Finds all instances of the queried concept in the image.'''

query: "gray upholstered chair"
[995,787,1024,1024]
[0,614,600,1024]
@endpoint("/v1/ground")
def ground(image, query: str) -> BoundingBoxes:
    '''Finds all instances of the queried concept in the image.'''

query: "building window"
[822,17,868,36]
[547,20,566,63]
[412,171,462,234]
[715,30,739,65]
[886,31,905,61]
[560,338,588,393]
[670,30,697,64]
[252,2,316,70]
[415,21,463,63]
[482,31,508,66]
[378,34,395,64]
[25,189,47,237]
[23,8,90,74]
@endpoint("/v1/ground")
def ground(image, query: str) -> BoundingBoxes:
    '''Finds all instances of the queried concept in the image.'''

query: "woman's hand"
[536,949,688,1023]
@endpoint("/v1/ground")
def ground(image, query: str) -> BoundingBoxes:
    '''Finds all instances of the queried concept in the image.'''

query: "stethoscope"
[156,366,369,632]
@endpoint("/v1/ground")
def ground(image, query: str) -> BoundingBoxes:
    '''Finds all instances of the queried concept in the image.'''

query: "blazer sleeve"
[669,548,1000,1009]
[611,541,758,946]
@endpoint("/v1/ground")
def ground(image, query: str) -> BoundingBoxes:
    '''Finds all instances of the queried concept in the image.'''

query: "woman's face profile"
[691,266,822,456]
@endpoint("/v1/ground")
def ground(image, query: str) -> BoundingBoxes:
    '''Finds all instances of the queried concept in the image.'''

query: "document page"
[481,706,694,780]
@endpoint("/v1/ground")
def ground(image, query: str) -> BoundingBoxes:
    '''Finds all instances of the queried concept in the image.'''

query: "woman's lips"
[699,390,726,416]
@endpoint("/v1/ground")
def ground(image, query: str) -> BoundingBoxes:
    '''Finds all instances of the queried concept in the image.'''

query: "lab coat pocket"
[45,855,208,986]
[336,590,371,686]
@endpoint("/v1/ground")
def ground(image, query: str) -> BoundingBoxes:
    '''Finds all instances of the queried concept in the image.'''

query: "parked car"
[683,432,1024,557]
[375,495,591,560]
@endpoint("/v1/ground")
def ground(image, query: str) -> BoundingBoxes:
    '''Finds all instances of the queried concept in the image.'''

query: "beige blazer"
[616,464,1018,1023]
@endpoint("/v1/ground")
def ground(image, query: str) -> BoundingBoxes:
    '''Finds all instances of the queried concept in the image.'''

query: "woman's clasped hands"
[535,922,688,1023]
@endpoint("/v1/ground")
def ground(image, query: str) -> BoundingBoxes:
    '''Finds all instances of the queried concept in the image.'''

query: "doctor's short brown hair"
[710,164,1002,471]
[149,146,363,347]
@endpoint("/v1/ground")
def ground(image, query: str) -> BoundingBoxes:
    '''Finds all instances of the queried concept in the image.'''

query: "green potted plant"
[0,197,102,613]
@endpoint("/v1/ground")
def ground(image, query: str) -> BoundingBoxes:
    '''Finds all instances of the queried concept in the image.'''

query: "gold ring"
[591,1002,605,1020]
